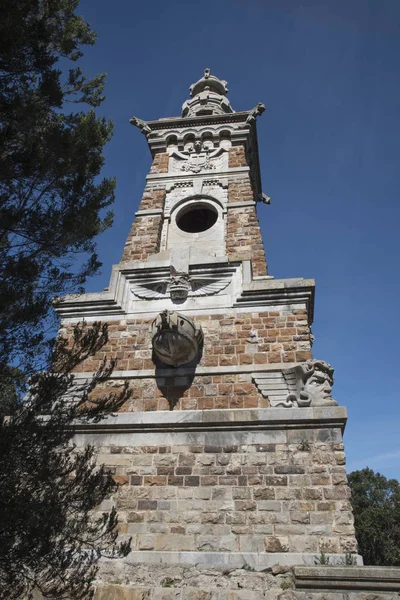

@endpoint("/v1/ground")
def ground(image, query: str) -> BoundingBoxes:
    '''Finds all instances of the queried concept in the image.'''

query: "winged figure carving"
[130,274,230,302]
[130,279,168,300]
[190,276,230,296]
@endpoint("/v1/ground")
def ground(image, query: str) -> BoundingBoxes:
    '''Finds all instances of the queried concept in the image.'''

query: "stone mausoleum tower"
[57,70,400,598]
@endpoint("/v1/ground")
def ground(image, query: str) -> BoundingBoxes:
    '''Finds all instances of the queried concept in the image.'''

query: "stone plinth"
[74,406,359,565]
[92,563,400,599]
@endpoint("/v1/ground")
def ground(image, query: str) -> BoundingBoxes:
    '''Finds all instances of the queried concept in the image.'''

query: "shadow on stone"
[153,352,200,410]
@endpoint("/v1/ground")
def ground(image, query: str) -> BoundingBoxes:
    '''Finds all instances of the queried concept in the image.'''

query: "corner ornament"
[246,102,266,125]
[252,359,337,408]
[151,310,203,367]
[281,359,337,408]
[130,116,152,137]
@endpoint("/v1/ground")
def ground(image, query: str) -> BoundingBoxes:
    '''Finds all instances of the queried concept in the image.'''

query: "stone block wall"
[121,214,164,262]
[150,152,169,174]
[110,375,267,413]
[92,563,400,600]
[70,309,312,372]
[99,430,356,557]
[226,204,268,277]
[72,407,399,599]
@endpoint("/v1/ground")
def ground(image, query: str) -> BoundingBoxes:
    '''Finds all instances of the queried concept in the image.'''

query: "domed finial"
[183,69,233,118]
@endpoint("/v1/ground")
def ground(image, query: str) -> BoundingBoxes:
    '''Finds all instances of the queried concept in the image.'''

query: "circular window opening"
[176,203,218,233]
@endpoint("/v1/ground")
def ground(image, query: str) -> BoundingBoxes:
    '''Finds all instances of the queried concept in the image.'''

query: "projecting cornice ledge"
[294,565,400,591]
[72,406,347,436]
[145,111,252,131]
[54,291,124,318]
[236,277,315,323]
[54,265,315,321]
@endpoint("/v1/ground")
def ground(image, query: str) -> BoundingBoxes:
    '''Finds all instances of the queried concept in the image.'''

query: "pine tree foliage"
[0,323,132,599]
[0,0,116,380]
[0,2,133,597]
[349,467,400,566]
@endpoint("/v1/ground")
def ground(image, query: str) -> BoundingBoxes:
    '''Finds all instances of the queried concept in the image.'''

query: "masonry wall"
[120,153,169,262]
[60,119,367,599]
[102,434,355,557]
[120,146,268,276]
[121,188,166,263]
[65,308,312,411]
[227,147,268,277]
[94,570,399,600]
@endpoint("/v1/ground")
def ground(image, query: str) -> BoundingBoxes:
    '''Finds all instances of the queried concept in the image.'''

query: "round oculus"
[176,203,218,234]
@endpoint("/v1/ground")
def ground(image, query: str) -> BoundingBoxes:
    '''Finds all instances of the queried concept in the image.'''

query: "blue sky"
[77,0,400,480]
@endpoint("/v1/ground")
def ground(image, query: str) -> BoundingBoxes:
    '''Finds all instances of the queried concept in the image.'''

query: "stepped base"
[99,550,363,570]
[94,558,400,599]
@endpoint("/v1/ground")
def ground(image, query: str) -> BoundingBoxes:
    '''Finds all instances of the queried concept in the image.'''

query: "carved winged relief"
[131,274,230,303]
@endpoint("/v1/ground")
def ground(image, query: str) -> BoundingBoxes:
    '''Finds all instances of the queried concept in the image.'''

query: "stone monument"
[56,69,400,598]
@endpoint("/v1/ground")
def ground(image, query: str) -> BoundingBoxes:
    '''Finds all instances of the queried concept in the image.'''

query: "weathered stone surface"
[76,406,357,558]
[91,562,400,599]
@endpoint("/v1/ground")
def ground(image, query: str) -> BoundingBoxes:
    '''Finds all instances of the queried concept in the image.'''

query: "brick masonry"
[227,147,267,276]
[64,308,312,411]
[226,203,268,277]
[121,189,166,263]
[150,152,169,174]
[120,153,169,262]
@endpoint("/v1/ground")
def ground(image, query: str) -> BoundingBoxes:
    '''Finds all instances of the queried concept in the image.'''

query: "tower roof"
[182,68,234,118]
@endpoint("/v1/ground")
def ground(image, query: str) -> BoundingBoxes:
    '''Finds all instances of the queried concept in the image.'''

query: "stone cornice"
[145,166,249,185]
[236,277,315,324]
[55,264,314,321]
[99,551,363,572]
[146,111,252,132]
[71,406,348,436]
[294,566,400,591]
[71,362,305,380]
[135,208,164,217]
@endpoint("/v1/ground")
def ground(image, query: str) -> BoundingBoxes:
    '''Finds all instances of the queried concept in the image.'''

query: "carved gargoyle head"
[302,359,336,406]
